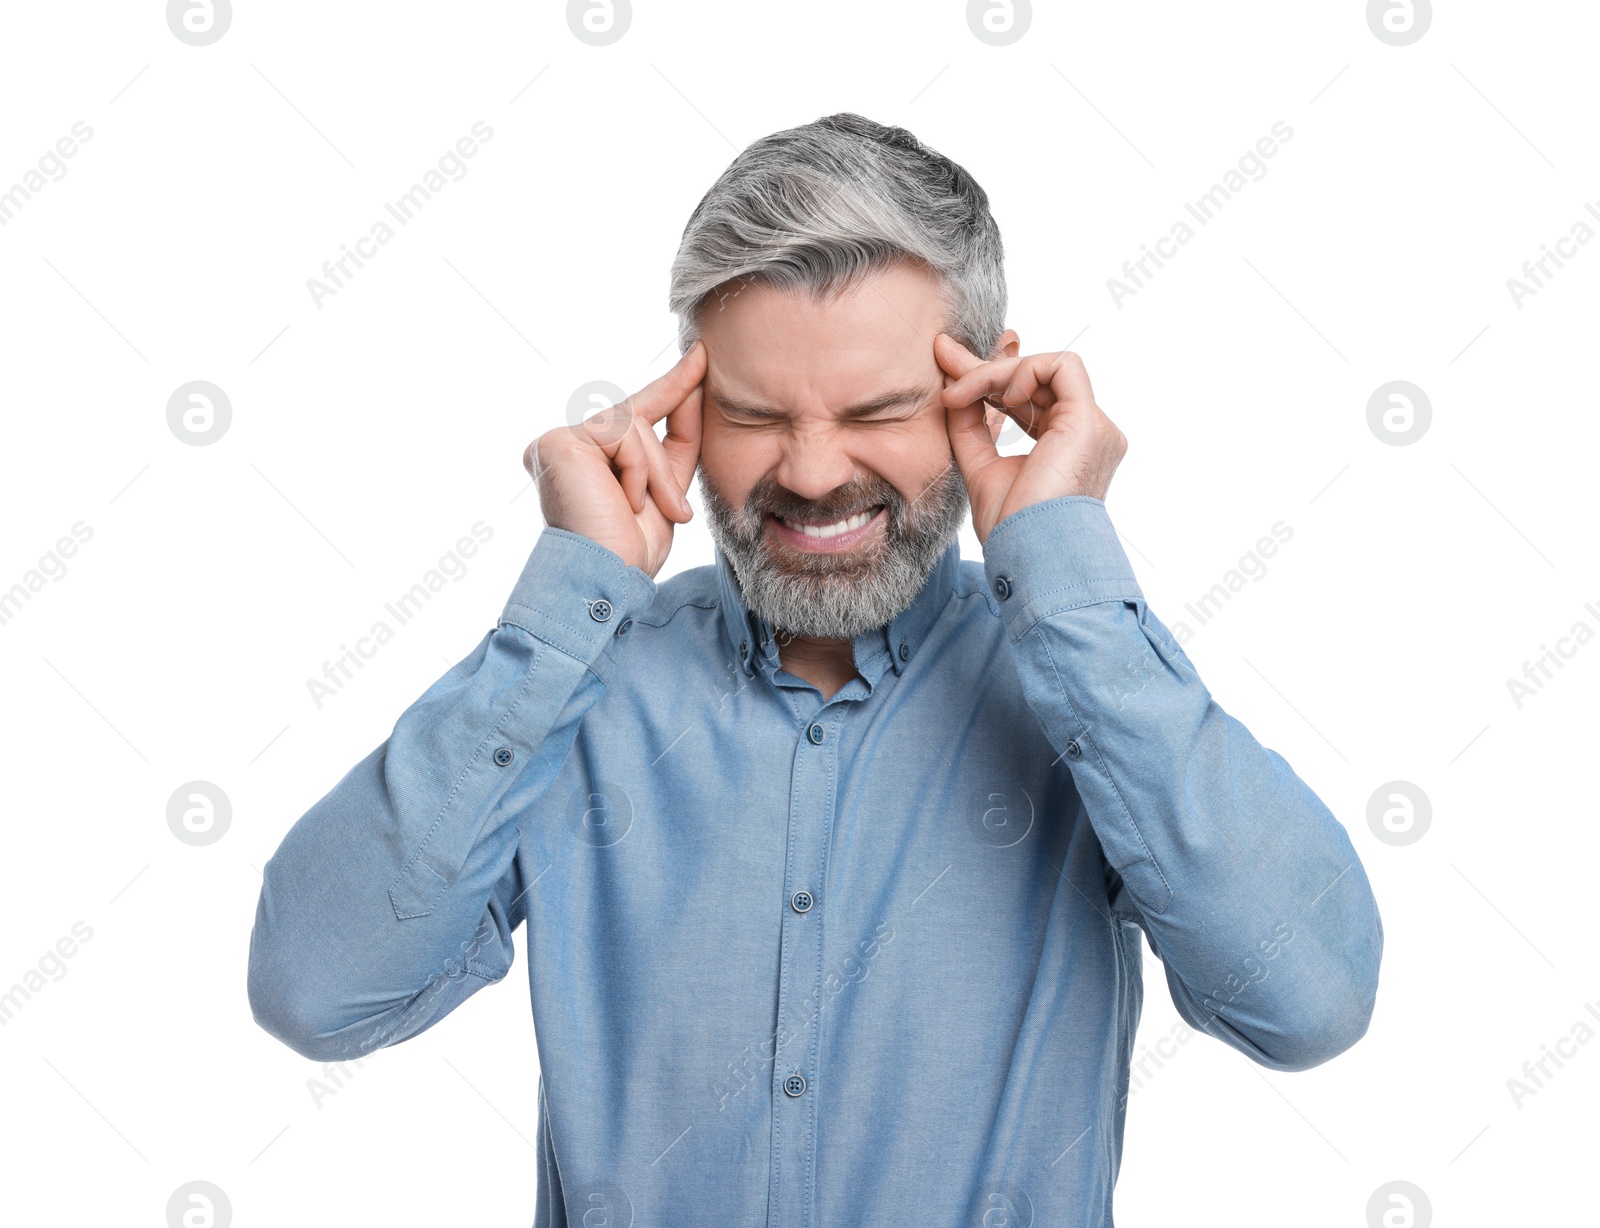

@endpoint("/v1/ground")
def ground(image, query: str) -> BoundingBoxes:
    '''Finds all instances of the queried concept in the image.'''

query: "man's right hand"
[524,340,706,578]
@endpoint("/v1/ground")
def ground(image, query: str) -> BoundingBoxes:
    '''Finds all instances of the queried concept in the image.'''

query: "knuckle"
[577,409,629,447]
[534,429,568,463]
[535,427,589,475]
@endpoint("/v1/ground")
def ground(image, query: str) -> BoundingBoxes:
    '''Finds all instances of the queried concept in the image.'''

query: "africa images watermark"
[0,121,94,228]
[1121,1019,1197,1107]
[1503,599,1599,709]
[1505,197,1600,309]
[0,921,95,1027]
[1107,122,1295,308]
[306,1056,369,1109]
[305,121,495,308]
[1505,996,1600,1109]
[712,919,897,1112]
[306,521,494,708]
[1167,520,1294,645]
[0,521,94,629]
[1076,522,1297,714]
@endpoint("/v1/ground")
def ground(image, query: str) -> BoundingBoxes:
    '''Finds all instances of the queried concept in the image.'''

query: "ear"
[988,328,1021,362]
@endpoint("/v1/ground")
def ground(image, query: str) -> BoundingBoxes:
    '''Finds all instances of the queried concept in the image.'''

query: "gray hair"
[668,112,1006,362]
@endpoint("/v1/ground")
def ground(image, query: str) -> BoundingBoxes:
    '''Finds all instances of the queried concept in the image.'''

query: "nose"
[771,432,859,506]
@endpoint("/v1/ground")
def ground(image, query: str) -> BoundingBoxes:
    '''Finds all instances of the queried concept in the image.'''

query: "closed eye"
[724,412,912,428]
[710,384,934,426]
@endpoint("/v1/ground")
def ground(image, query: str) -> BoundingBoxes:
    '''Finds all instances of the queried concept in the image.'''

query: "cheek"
[699,430,773,502]
[868,424,952,488]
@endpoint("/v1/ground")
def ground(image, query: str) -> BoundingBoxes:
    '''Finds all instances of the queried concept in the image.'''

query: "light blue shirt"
[248,495,1382,1227]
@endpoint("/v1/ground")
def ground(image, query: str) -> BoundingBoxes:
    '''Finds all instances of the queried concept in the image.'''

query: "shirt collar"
[715,537,962,689]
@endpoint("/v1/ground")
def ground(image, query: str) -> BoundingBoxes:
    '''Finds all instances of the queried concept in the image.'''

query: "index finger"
[933,332,1014,417]
[938,352,1027,411]
[624,339,708,428]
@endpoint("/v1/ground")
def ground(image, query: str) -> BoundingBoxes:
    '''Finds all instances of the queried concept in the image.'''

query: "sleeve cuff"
[980,496,1144,638]
[498,526,657,666]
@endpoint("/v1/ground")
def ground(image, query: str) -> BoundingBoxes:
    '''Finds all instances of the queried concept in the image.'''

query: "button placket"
[768,710,837,1226]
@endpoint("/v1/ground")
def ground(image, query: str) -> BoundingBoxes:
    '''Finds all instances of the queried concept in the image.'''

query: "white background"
[1,1,1594,1224]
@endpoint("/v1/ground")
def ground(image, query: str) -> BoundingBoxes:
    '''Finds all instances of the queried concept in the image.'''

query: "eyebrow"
[706,382,935,422]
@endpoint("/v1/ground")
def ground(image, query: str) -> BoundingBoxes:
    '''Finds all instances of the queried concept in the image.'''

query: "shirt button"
[783,1073,807,1097]
[589,598,613,623]
[1064,739,1082,760]
[992,575,1012,600]
[790,890,813,913]
[493,746,515,767]
[898,642,909,662]
[615,617,633,637]
[807,723,825,745]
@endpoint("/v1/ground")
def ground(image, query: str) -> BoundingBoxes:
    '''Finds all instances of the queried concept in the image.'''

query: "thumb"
[945,383,1000,488]
[936,332,1000,486]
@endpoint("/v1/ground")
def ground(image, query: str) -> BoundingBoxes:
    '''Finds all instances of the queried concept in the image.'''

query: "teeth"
[779,508,878,538]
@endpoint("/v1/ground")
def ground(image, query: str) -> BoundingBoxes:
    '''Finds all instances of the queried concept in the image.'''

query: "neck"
[776,628,853,665]
[774,628,859,700]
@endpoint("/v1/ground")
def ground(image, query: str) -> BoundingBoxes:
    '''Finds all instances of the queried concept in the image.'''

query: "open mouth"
[766,505,886,552]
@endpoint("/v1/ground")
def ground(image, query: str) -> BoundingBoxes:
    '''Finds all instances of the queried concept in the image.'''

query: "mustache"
[749,461,958,523]
[693,459,966,545]
[743,479,901,524]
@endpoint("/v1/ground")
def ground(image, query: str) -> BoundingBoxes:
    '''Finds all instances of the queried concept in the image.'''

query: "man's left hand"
[936,334,1128,545]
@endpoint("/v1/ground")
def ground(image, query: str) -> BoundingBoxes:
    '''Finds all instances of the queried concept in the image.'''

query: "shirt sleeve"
[247,526,656,1062]
[980,495,1383,1072]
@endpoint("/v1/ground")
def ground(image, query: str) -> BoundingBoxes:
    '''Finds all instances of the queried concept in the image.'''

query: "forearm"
[247,527,655,1060]
[983,496,1383,1070]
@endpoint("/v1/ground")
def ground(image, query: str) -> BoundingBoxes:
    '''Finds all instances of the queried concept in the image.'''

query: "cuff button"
[493,746,515,767]
[589,598,613,622]
[993,576,1011,600]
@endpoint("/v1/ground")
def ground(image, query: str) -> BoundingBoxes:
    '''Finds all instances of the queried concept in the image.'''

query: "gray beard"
[696,458,969,640]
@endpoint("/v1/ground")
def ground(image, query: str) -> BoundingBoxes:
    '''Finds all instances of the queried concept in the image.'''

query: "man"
[248,112,1382,1226]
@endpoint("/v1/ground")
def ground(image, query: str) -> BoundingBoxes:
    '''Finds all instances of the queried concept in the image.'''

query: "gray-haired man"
[250,113,1382,1226]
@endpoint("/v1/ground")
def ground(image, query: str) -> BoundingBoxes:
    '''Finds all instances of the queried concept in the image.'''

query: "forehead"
[698,259,949,411]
